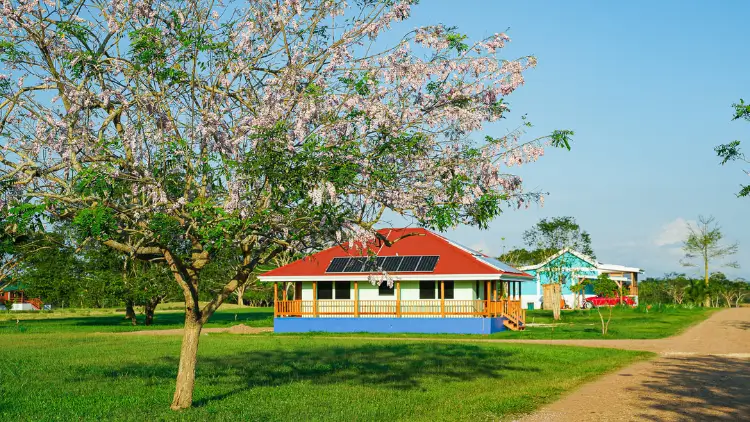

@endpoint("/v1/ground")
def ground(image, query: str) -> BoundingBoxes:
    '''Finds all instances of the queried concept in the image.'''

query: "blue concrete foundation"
[274,317,507,334]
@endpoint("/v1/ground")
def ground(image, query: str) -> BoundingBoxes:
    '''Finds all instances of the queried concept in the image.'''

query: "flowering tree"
[0,0,572,409]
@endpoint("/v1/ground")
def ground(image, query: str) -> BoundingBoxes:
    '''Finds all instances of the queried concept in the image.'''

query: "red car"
[583,295,636,308]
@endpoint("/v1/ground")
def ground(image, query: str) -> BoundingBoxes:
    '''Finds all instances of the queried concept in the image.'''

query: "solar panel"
[398,256,421,272]
[415,255,439,272]
[326,257,349,273]
[381,256,403,272]
[325,255,439,273]
[361,257,378,272]
[343,257,366,272]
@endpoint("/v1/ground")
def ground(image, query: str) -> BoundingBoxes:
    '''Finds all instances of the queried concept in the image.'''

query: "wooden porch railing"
[7,297,44,310]
[275,299,524,325]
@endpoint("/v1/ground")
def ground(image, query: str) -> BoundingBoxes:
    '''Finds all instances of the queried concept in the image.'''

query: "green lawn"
[0,331,651,421]
[0,306,273,334]
[1,305,714,339]
[503,305,717,339]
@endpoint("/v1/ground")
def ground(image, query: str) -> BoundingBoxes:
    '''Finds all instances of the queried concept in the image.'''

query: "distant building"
[0,283,43,311]
[260,228,533,334]
[519,249,642,310]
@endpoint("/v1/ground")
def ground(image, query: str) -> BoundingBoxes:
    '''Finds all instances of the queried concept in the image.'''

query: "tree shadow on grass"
[83,342,534,407]
[634,356,750,421]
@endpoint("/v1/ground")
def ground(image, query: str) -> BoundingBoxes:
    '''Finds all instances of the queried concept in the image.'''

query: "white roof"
[519,248,642,273]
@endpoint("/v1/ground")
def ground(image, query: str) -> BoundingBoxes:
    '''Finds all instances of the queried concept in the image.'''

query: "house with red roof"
[259,228,533,334]
[0,282,43,311]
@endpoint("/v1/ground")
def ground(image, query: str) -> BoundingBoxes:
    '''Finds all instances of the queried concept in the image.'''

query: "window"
[317,281,333,300]
[335,281,351,299]
[419,280,436,299]
[444,281,455,299]
[378,282,394,296]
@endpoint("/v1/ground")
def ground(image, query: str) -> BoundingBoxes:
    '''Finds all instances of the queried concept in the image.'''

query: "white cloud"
[654,218,694,247]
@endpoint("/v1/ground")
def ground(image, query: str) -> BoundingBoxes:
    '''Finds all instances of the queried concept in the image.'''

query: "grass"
[0,305,273,334]
[0,331,651,421]
[1,304,715,339]
[503,305,717,339]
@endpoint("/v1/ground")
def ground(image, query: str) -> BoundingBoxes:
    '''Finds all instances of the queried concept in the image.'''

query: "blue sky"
[380,0,749,279]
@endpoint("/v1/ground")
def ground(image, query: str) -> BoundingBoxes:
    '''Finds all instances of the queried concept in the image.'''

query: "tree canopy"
[522,216,594,258]
[715,99,749,197]
[0,0,572,409]
[681,216,739,307]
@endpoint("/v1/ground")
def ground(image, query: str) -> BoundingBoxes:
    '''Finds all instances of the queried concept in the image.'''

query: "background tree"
[0,200,46,290]
[0,0,571,409]
[715,99,749,197]
[521,216,594,318]
[587,273,619,335]
[733,280,750,307]
[708,272,730,307]
[638,276,672,304]
[497,247,550,268]
[681,215,739,307]
[665,273,689,305]
[683,279,708,306]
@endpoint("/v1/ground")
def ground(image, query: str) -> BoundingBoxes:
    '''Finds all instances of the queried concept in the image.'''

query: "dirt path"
[520,307,750,421]
[117,324,272,336]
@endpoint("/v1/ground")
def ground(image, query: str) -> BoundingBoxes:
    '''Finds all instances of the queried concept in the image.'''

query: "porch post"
[354,280,359,317]
[517,281,521,300]
[282,282,288,301]
[273,282,278,317]
[312,281,318,318]
[492,281,497,301]
[484,280,491,317]
[440,280,445,318]
[631,272,637,296]
[396,280,401,317]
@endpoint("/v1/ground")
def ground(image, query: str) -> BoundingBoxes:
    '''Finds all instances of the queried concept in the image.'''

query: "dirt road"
[520,307,750,421]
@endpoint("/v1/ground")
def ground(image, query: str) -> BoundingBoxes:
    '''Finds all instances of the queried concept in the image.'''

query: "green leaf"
[73,206,118,241]
[550,130,574,151]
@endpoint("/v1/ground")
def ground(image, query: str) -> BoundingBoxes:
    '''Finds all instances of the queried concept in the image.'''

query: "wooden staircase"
[499,300,526,331]
[28,298,43,310]
[502,313,525,331]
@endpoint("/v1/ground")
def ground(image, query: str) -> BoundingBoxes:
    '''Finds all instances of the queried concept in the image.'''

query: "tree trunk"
[595,306,605,334]
[551,283,561,321]
[171,312,203,410]
[605,305,613,335]
[235,284,246,306]
[125,300,137,326]
[703,257,711,307]
[144,296,162,326]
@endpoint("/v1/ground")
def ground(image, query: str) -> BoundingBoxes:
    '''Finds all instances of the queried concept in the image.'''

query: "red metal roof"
[260,228,532,278]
